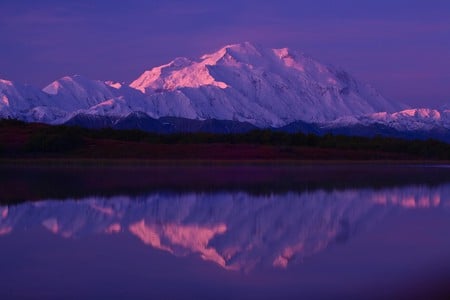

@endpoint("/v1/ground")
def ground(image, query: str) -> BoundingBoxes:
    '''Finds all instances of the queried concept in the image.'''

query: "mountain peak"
[217,41,263,56]
[130,51,229,93]
[42,74,118,111]
[205,42,261,57]
[393,108,442,119]
[128,42,402,125]
[200,42,271,67]
[129,57,196,93]
[43,74,95,95]
[224,41,259,50]
[130,42,271,93]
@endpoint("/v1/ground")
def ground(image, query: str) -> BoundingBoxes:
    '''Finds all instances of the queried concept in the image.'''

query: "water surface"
[1,165,450,299]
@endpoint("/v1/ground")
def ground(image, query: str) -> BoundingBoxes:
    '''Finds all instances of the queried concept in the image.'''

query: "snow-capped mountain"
[131,42,401,126]
[0,79,65,121]
[41,75,153,119]
[0,42,401,126]
[1,42,449,140]
[43,75,119,111]
[328,108,450,131]
[314,108,450,142]
[1,185,448,271]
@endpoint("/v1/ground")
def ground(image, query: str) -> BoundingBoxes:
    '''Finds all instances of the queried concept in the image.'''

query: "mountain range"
[1,42,449,141]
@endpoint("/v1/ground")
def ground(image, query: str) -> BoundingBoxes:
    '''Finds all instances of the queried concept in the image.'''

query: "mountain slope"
[0,79,54,118]
[63,112,259,134]
[131,42,402,126]
[362,108,450,131]
[43,75,117,110]
[328,108,449,130]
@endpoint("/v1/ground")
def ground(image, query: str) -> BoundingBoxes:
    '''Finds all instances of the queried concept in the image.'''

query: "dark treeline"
[1,119,450,159]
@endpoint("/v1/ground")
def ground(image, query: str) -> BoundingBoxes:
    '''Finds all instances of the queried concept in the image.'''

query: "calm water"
[1,165,450,299]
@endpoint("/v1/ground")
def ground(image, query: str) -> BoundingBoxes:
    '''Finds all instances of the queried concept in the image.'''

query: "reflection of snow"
[42,218,59,234]
[41,218,73,238]
[129,220,172,253]
[1,207,8,219]
[105,223,121,234]
[371,188,442,209]
[1,184,449,271]
[273,245,304,268]
[90,203,115,216]
[130,220,227,268]
[0,227,12,236]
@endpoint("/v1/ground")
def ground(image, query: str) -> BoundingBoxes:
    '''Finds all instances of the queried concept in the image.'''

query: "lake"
[1,164,450,299]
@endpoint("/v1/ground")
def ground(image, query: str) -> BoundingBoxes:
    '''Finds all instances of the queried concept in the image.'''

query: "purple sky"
[0,0,449,108]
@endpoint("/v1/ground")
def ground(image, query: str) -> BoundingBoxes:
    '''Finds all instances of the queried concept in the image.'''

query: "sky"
[0,0,449,108]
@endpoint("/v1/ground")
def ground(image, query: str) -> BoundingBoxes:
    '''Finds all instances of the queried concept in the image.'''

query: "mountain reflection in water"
[1,184,448,272]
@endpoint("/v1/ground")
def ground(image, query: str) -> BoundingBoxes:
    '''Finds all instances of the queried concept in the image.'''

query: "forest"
[1,119,449,160]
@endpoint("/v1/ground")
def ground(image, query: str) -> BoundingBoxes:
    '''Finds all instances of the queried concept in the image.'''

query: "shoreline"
[2,161,450,205]
[1,158,450,167]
